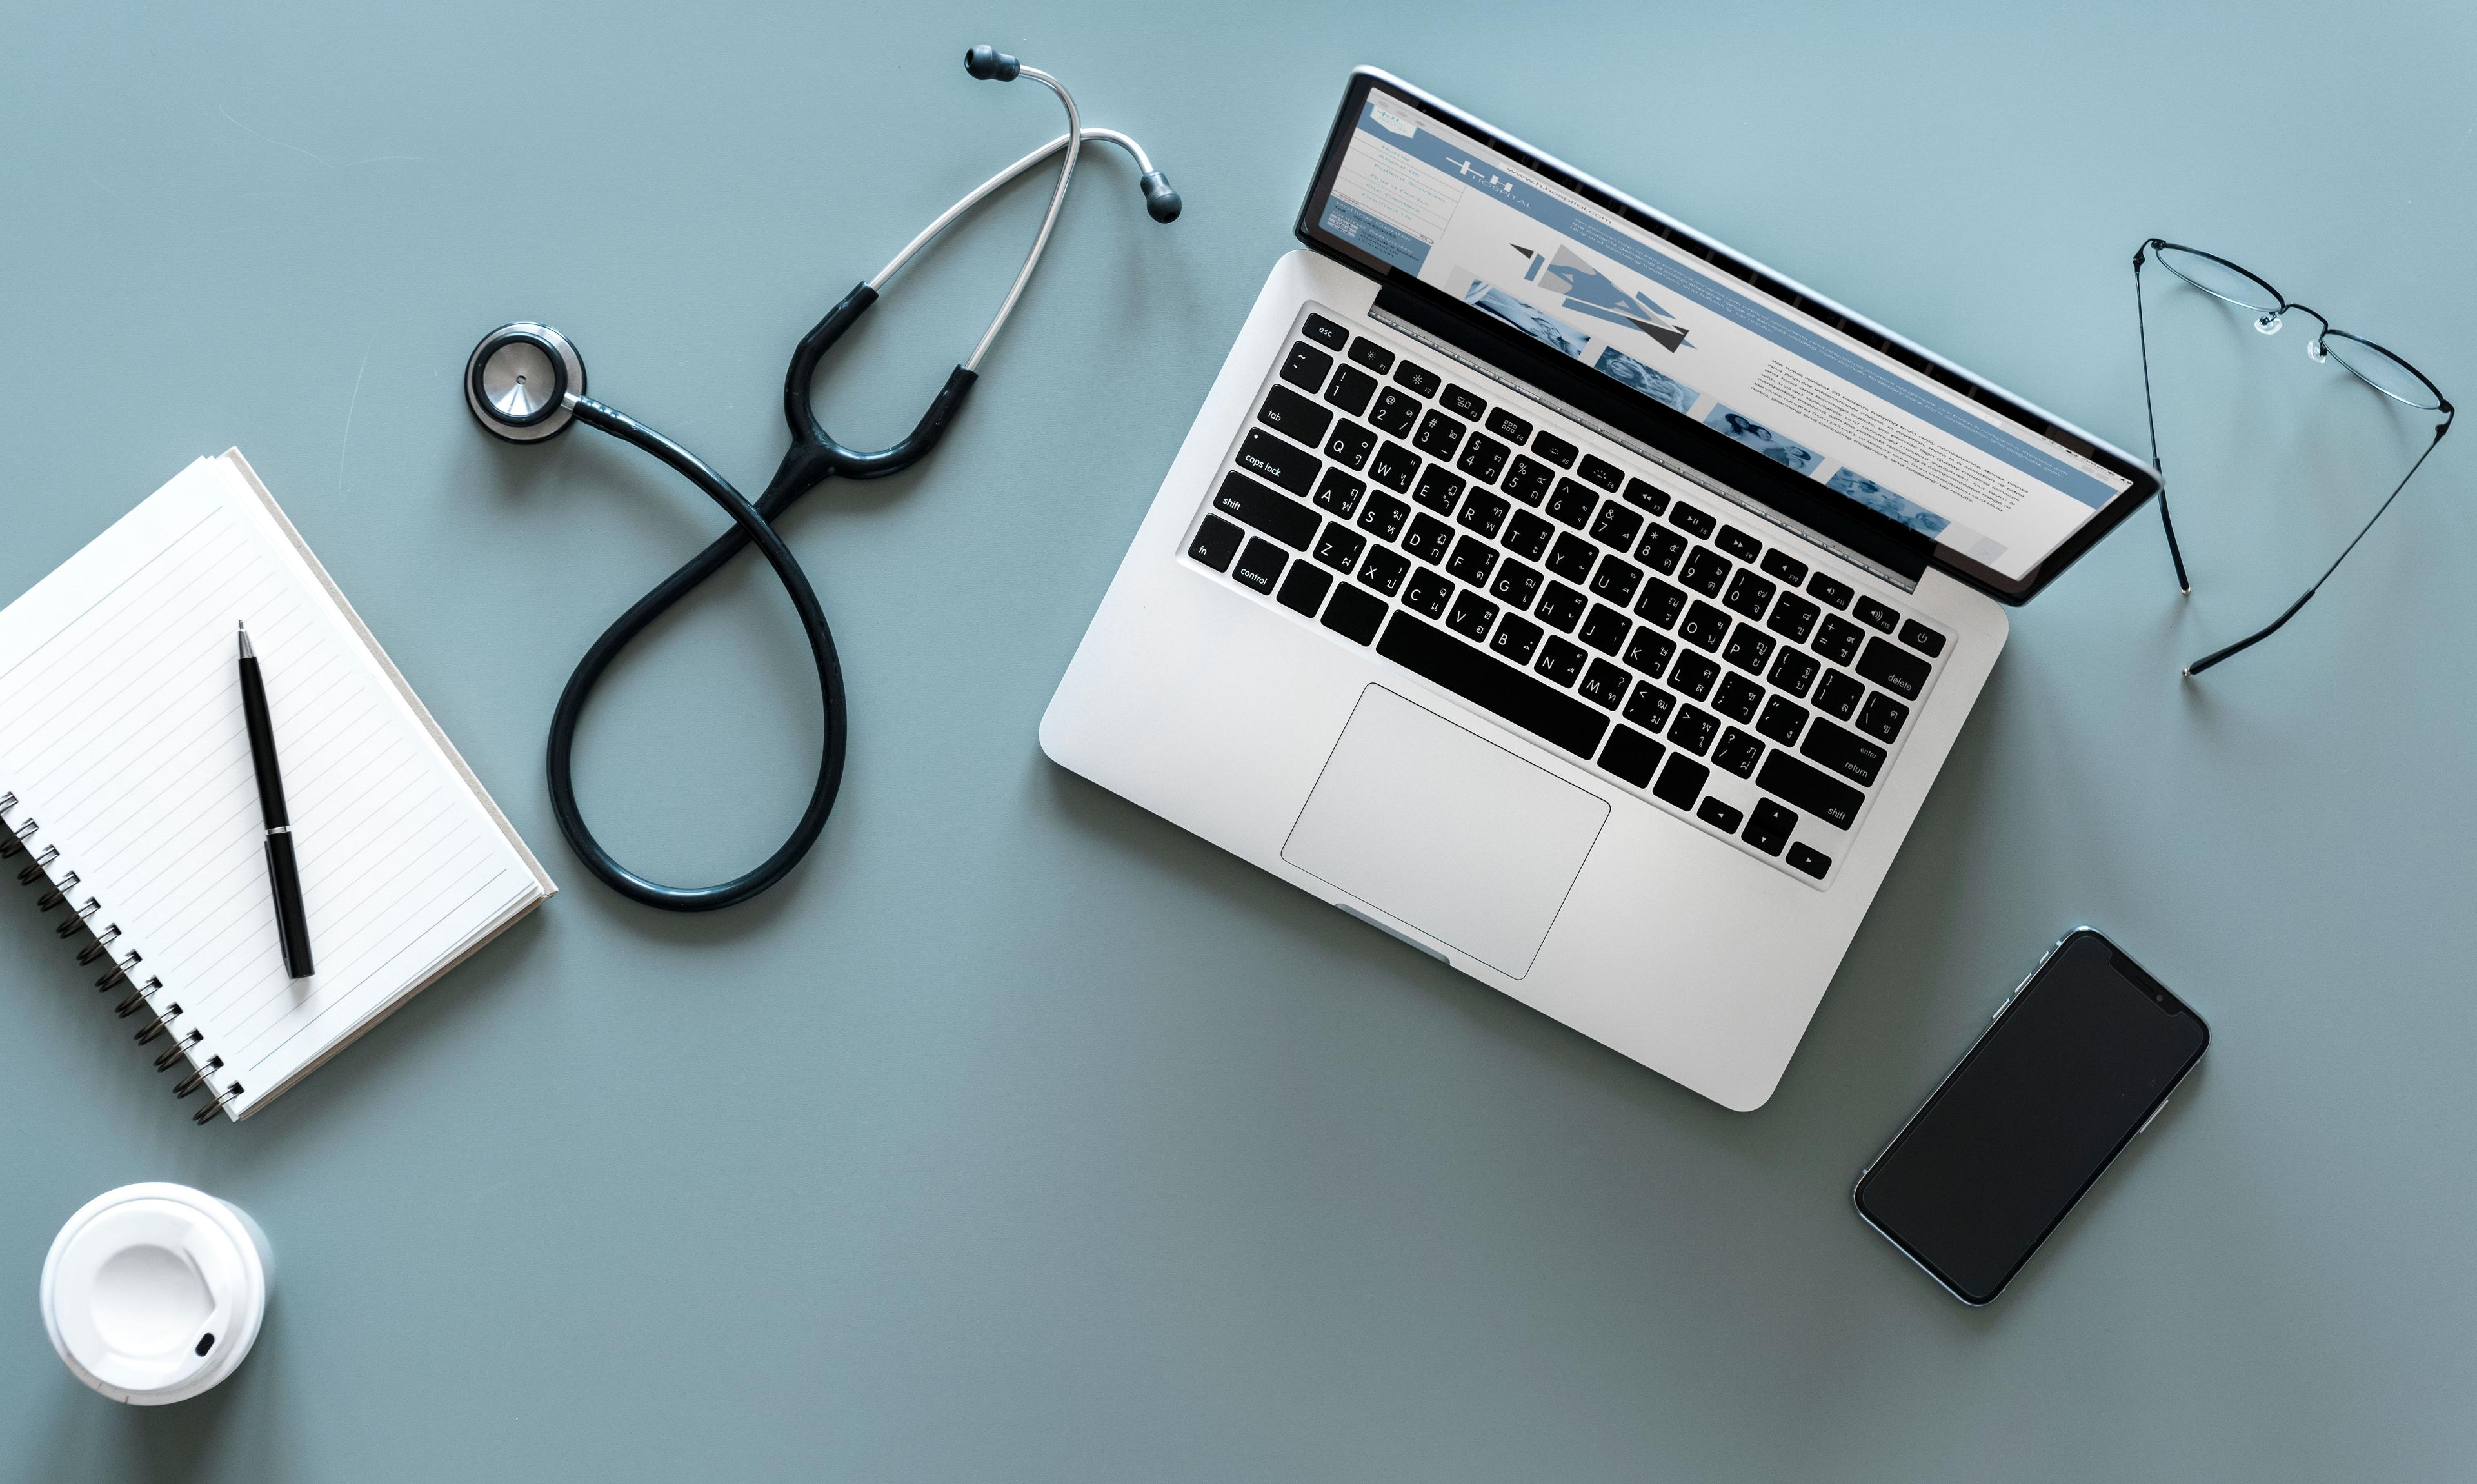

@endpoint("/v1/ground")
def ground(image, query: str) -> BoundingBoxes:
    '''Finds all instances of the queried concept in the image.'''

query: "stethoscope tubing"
[551,397,847,911]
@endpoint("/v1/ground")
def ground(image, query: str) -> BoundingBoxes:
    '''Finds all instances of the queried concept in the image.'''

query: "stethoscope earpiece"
[465,323,586,442]
[963,45,1021,82]
[1139,171,1181,223]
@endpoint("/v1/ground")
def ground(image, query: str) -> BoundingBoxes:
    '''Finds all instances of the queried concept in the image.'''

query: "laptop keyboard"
[1180,306,1953,888]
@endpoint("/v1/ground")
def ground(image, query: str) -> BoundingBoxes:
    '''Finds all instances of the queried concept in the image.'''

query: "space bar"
[1375,613,1611,759]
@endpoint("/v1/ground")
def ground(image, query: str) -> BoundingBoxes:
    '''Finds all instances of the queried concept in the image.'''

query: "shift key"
[1756,751,1864,831]
[1211,471,1319,550]
[1235,428,1319,497]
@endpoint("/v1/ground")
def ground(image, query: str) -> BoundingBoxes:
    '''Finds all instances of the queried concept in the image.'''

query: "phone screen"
[1855,931,2207,1303]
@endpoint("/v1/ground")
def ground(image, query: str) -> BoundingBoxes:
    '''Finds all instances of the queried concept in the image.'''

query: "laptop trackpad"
[1282,686,1609,978]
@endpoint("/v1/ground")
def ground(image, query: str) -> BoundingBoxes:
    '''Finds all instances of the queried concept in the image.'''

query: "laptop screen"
[1295,75,2147,599]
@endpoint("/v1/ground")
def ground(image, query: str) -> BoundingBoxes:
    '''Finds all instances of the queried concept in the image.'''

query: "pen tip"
[237,624,254,659]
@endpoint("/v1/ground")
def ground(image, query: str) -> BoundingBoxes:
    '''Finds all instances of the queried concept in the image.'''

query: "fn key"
[1188,515,1243,572]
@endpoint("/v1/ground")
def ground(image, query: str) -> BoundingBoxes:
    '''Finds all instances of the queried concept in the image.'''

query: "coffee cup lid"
[41,1183,270,1405]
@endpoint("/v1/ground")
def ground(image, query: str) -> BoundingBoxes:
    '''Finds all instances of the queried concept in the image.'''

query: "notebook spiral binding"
[0,792,243,1125]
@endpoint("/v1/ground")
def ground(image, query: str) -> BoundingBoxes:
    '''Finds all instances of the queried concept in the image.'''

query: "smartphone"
[1854,929,2207,1305]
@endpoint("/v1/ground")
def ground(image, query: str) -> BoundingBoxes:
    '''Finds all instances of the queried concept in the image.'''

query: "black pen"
[237,622,314,978]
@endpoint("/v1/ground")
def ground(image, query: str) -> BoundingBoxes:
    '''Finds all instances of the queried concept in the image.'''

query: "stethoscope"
[464,46,1177,912]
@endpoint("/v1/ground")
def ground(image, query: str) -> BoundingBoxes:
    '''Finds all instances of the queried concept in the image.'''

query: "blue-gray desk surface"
[3,2,2471,1479]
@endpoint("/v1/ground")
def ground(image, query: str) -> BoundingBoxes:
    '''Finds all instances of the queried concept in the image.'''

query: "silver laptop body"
[1041,72,2154,1109]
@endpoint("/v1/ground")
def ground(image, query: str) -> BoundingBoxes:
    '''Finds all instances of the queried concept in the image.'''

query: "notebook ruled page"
[0,459,541,1116]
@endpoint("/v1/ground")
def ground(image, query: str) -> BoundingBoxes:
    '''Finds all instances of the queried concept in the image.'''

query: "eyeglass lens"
[2151,245,2282,314]
[2321,333,2444,411]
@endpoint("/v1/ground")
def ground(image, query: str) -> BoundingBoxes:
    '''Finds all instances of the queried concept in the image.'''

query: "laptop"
[1040,70,2158,1110]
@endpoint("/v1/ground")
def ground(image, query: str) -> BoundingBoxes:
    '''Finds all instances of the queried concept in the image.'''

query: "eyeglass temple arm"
[2183,410,2453,678]
[2131,242,2194,593]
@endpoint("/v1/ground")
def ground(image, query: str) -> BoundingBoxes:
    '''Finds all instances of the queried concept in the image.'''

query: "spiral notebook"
[0,451,554,1123]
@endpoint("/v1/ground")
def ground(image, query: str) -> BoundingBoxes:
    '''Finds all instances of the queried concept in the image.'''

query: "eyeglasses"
[2132,239,2453,677]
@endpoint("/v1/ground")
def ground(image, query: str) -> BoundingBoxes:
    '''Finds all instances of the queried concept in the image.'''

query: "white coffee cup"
[40,1183,272,1405]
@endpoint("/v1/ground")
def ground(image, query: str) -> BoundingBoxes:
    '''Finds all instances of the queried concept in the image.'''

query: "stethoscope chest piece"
[467,322,587,442]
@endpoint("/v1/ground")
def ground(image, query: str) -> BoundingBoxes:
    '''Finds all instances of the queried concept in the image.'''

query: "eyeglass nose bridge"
[2256,301,2334,349]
